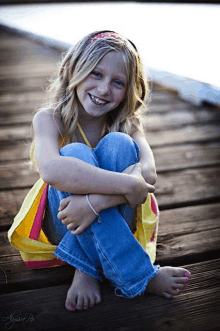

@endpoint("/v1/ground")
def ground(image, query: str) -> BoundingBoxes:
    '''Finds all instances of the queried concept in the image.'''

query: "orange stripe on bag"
[8,178,66,269]
[29,184,48,240]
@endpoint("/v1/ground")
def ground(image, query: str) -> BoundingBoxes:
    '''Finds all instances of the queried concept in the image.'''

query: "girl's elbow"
[143,168,157,185]
[39,168,54,185]
[147,172,157,185]
[38,161,58,186]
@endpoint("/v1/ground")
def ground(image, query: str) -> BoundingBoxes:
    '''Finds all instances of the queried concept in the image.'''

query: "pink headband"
[89,32,123,43]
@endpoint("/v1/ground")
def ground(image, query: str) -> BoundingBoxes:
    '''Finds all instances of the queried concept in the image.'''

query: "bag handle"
[29,184,49,240]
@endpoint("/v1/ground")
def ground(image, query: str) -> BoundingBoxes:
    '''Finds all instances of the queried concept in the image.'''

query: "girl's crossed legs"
[43,132,191,311]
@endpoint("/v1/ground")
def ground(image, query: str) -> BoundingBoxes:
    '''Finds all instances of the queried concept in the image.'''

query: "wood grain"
[0,259,219,331]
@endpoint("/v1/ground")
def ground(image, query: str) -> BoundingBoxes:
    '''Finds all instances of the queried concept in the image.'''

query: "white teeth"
[90,94,107,105]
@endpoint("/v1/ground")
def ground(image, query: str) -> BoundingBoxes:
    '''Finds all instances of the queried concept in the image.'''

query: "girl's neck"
[78,109,106,131]
[76,114,106,149]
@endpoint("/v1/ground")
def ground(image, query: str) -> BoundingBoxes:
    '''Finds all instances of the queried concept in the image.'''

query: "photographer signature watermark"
[2,310,35,329]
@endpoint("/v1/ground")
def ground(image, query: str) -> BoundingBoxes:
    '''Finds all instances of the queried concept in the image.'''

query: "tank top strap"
[77,122,93,149]
[77,122,107,150]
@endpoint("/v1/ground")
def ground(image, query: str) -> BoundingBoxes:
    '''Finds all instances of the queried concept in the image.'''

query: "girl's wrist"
[89,193,127,214]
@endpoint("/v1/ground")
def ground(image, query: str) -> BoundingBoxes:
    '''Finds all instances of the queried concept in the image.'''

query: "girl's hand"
[57,195,97,235]
[123,163,155,207]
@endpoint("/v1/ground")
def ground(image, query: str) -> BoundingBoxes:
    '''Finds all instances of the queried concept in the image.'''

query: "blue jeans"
[42,132,159,298]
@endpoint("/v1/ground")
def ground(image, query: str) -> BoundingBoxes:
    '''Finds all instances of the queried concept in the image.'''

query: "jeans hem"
[114,264,160,298]
[54,246,103,281]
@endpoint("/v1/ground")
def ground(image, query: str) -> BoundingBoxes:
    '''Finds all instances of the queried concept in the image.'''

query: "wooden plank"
[1,203,220,291]
[156,202,220,264]
[147,102,198,113]
[1,138,220,173]
[0,91,46,111]
[1,123,220,146]
[0,76,50,93]
[0,112,34,125]
[145,124,220,147]
[144,108,220,130]
[0,253,75,294]
[154,142,220,172]
[155,166,220,208]
[0,142,30,162]
[0,62,58,79]
[0,161,39,190]
[0,163,220,208]
[0,259,219,331]
[149,91,181,103]
[0,188,30,219]
[2,104,219,129]
[0,125,32,144]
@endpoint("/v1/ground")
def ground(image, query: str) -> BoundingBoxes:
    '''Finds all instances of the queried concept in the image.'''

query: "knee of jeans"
[99,132,140,161]
[60,143,90,157]
[60,143,98,166]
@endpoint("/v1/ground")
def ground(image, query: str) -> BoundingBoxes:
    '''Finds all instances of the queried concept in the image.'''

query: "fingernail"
[77,306,82,310]
[83,306,88,310]
[185,272,190,277]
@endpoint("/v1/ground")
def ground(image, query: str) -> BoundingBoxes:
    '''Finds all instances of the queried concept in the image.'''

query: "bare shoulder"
[33,108,64,138]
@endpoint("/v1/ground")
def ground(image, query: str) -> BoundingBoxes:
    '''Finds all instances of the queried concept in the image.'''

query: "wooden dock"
[0,26,220,331]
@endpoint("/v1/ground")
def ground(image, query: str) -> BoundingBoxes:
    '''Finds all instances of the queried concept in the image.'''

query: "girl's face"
[76,51,127,120]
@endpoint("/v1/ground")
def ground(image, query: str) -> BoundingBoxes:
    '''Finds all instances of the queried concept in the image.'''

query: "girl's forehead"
[95,51,127,78]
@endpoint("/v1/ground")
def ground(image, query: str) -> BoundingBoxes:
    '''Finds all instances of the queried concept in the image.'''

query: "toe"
[95,293,101,305]
[170,288,181,296]
[174,276,189,284]
[172,267,189,278]
[76,295,83,311]
[89,295,95,308]
[65,293,77,312]
[163,292,173,299]
[83,296,89,310]
[66,303,76,311]
[173,283,185,290]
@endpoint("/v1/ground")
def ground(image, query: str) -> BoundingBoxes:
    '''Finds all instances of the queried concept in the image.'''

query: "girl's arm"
[131,128,157,185]
[58,164,145,235]
[33,109,150,205]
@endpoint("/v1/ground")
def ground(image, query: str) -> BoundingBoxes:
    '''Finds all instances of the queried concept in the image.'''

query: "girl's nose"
[97,81,110,95]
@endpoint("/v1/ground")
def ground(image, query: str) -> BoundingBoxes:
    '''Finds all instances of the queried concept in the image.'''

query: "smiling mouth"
[89,94,109,106]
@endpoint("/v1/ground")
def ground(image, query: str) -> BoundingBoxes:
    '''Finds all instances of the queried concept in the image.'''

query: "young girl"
[31,30,191,312]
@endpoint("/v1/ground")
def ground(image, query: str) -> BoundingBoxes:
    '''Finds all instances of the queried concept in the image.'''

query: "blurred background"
[0,1,220,107]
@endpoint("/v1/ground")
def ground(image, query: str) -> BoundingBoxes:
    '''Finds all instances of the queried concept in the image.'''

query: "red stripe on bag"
[151,196,158,215]
[24,258,66,269]
[29,184,48,240]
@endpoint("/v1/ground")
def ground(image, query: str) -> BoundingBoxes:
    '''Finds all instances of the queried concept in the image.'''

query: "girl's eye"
[114,80,125,88]
[92,71,102,78]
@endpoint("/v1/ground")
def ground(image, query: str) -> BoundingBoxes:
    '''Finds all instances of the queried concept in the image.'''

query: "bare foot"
[65,268,101,311]
[146,266,191,299]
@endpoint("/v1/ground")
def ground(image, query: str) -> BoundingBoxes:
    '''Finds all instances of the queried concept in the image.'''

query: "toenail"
[185,272,190,277]
[90,304,94,307]
[77,306,82,310]
[83,306,88,310]
[67,304,75,310]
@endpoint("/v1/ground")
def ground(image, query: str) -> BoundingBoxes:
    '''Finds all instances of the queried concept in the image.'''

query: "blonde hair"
[30,30,150,163]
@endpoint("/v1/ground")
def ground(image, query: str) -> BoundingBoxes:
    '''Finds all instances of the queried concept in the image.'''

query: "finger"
[147,183,155,193]
[67,223,76,230]
[58,197,70,211]
[61,217,69,225]
[57,210,65,220]
[72,225,84,235]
